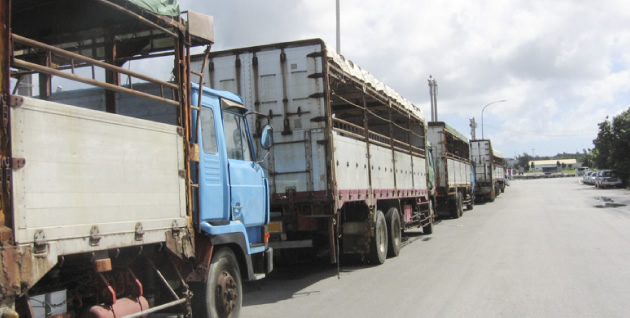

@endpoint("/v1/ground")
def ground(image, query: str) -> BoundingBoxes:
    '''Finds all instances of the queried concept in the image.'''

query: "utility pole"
[428,75,438,121]
[470,117,477,140]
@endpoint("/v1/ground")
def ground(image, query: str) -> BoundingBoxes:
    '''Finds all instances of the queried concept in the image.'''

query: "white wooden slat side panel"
[394,152,414,190]
[12,98,186,247]
[447,158,471,187]
[369,144,395,190]
[413,156,428,190]
[310,130,328,192]
[333,135,369,191]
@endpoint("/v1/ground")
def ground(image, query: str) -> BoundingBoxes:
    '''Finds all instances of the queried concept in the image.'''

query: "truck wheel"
[385,208,401,257]
[195,248,242,318]
[368,210,388,265]
[488,188,496,202]
[422,201,434,234]
[450,193,463,219]
[448,197,458,218]
[466,194,474,210]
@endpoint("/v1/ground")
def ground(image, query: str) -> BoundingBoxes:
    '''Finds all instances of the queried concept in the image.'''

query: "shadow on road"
[243,261,339,306]
[244,227,436,306]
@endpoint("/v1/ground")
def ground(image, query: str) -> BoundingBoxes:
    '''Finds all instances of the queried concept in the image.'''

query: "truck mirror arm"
[255,150,271,165]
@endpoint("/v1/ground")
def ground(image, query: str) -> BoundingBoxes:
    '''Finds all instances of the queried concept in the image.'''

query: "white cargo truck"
[470,139,506,202]
[1,2,273,317]
[427,122,474,218]
[194,39,435,264]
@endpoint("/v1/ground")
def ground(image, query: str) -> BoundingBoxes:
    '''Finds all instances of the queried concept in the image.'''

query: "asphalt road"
[241,177,630,318]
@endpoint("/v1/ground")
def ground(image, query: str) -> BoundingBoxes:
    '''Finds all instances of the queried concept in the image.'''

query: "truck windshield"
[223,111,252,161]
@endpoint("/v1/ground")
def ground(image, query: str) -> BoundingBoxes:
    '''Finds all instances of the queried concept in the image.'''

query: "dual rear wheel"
[368,207,404,264]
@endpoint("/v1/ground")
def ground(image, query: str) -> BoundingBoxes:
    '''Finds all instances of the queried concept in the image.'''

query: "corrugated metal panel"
[201,42,328,195]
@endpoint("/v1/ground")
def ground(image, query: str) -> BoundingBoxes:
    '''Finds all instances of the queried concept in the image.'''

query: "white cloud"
[180,0,630,157]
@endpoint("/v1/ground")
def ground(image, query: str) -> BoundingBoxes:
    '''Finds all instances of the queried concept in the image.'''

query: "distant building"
[528,159,579,173]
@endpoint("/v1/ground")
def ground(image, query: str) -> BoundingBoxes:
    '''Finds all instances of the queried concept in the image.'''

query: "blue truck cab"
[190,84,273,316]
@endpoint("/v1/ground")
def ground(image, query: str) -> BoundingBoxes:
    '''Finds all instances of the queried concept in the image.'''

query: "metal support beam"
[12,59,179,107]
[0,0,13,241]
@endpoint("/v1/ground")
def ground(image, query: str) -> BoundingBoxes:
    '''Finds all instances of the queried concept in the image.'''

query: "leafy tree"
[516,153,532,172]
[582,149,595,168]
[593,118,614,169]
[593,107,630,184]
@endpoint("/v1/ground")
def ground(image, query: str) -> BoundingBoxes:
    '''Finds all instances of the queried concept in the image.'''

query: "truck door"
[198,101,230,222]
[222,102,268,235]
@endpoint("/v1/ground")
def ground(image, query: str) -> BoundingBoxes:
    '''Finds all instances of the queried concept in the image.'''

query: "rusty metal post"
[0,0,13,242]
[38,52,52,99]
[105,35,120,113]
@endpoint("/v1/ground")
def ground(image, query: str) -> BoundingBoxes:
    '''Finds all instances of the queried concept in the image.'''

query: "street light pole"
[481,100,506,139]
[336,0,341,53]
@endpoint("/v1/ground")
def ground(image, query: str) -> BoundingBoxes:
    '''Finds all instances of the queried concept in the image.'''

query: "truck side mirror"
[260,124,273,150]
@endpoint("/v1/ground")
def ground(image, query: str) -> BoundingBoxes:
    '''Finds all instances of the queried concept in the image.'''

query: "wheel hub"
[216,269,238,315]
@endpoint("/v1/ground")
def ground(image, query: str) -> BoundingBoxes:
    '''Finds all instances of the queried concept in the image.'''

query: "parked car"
[596,169,623,188]
[583,171,595,185]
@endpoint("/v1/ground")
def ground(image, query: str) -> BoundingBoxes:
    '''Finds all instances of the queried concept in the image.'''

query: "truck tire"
[422,201,434,234]
[385,208,401,258]
[450,193,463,219]
[488,188,496,202]
[368,210,388,265]
[456,192,464,217]
[194,247,242,318]
[466,193,474,210]
[448,197,458,218]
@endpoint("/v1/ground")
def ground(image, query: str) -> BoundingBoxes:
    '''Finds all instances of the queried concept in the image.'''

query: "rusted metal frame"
[279,49,292,135]
[367,129,391,147]
[321,46,338,264]
[332,117,364,134]
[407,114,416,191]
[387,100,399,195]
[174,29,195,230]
[330,92,364,110]
[193,46,210,231]
[118,50,178,62]
[252,53,262,135]
[0,0,13,241]
[194,47,210,144]
[94,0,179,39]
[410,145,425,156]
[105,33,119,113]
[12,34,179,91]
[365,107,389,124]
[360,84,375,208]
[331,127,364,142]
[445,152,471,163]
[13,59,179,107]
[38,51,52,99]
[392,139,410,152]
